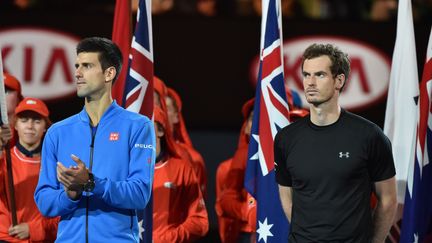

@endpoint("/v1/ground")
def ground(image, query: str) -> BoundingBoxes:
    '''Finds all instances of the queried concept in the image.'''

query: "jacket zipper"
[86,125,97,243]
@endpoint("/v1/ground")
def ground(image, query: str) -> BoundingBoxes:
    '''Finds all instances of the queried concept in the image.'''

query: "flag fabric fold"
[244,0,290,242]
[383,0,419,205]
[400,27,432,243]
[112,0,132,107]
[121,0,154,118]
[112,0,154,242]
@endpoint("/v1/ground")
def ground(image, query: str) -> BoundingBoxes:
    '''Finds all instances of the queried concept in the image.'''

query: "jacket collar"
[78,100,121,124]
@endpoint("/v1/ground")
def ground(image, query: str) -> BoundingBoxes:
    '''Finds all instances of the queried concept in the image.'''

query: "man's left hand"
[57,154,90,191]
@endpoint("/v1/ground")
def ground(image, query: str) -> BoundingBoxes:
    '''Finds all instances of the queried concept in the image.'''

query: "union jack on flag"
[400,28,432,243]
[122,0,154,118]
[244,0,290,242]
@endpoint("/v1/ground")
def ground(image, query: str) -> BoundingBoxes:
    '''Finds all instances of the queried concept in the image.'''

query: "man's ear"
[105,67,116,83]
[336,74,345,90]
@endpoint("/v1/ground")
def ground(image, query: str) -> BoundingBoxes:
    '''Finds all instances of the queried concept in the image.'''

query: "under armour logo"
[339,152,350,158]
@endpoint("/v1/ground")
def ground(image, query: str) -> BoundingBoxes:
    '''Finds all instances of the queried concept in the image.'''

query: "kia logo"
[0,27,80,100]
[250,36,391,110]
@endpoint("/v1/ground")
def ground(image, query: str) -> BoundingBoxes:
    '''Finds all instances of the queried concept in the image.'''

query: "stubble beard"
[76,88,90,99]
[77,90,85,98]
[306,93,333,107]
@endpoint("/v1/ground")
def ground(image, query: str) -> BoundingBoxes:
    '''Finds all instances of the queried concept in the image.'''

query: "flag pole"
[0,49,8,125]
[0,49,18,226]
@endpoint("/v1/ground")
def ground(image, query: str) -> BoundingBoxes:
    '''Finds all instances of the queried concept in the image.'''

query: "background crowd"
[0,0,430,242]
[0,0,431,21]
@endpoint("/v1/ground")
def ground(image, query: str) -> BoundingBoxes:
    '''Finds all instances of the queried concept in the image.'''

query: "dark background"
[1,6,431,242]
[1,10,431,129]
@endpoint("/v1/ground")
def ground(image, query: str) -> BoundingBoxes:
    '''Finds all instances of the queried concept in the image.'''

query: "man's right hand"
[0,125,12,148]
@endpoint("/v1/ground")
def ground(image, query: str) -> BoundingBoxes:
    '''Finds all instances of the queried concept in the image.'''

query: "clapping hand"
[57,154,90,200]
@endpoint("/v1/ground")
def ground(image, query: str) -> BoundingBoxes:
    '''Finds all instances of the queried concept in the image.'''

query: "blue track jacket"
[34,101,156,242]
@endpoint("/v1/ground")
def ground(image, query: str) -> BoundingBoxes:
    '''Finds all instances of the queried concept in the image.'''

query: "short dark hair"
[76,37,123,84]
[302,43,350,92]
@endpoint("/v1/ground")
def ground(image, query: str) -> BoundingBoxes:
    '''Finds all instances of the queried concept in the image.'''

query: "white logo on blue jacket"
[135,143,154,149]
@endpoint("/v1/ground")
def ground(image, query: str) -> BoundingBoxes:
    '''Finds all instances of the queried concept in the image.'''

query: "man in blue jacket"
[34,37,156,243]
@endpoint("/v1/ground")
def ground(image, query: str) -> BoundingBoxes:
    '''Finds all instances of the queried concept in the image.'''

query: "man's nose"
[75,67,82,78]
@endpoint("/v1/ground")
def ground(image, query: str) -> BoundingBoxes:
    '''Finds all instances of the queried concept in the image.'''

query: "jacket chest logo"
[109,132,119,141]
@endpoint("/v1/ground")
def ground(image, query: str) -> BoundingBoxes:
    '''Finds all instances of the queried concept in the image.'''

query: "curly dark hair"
[301,43,350,92]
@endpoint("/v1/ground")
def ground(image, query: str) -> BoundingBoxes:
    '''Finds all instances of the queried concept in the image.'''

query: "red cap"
[241,98,255,119]
[154,106,167,130]
[154,106,180,159]
[167,87,182,112]
[15,97,49,118]
[3,73,23,100]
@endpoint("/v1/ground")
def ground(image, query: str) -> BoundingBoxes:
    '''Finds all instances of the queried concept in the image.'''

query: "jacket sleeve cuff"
[59,190,81,210]
[92,176,106,197]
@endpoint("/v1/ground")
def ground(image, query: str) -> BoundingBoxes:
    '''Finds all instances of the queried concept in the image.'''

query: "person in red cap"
[153,77,207,196]
[0,73,24,148]
[165,87,208,197]
[216,98,256,243]
[152,106,208,242]
[0,97,58,243]
[153,77,188,161]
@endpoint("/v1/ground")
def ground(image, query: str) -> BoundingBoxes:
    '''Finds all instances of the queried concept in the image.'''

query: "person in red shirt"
[215,157,238,243]
[153,77,207,197]
[152,106,208,242]
[165,87,207,197]
[0,97,58,243]
[0,73,24,148]
[216,98,256,243]
[153,77,189,161]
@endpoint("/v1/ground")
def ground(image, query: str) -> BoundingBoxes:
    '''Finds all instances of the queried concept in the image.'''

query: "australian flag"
[400,28,432,243]
[244,0,290,242]
[112,0,154,242]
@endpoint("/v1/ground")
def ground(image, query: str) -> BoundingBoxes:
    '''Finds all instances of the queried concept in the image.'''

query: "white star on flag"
[138,219,145,240]
[250,134,270,176]
[257,217,274,243]
[250,134,260,160]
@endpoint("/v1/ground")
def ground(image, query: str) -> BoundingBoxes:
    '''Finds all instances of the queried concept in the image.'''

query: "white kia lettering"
[0,28,79,100]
